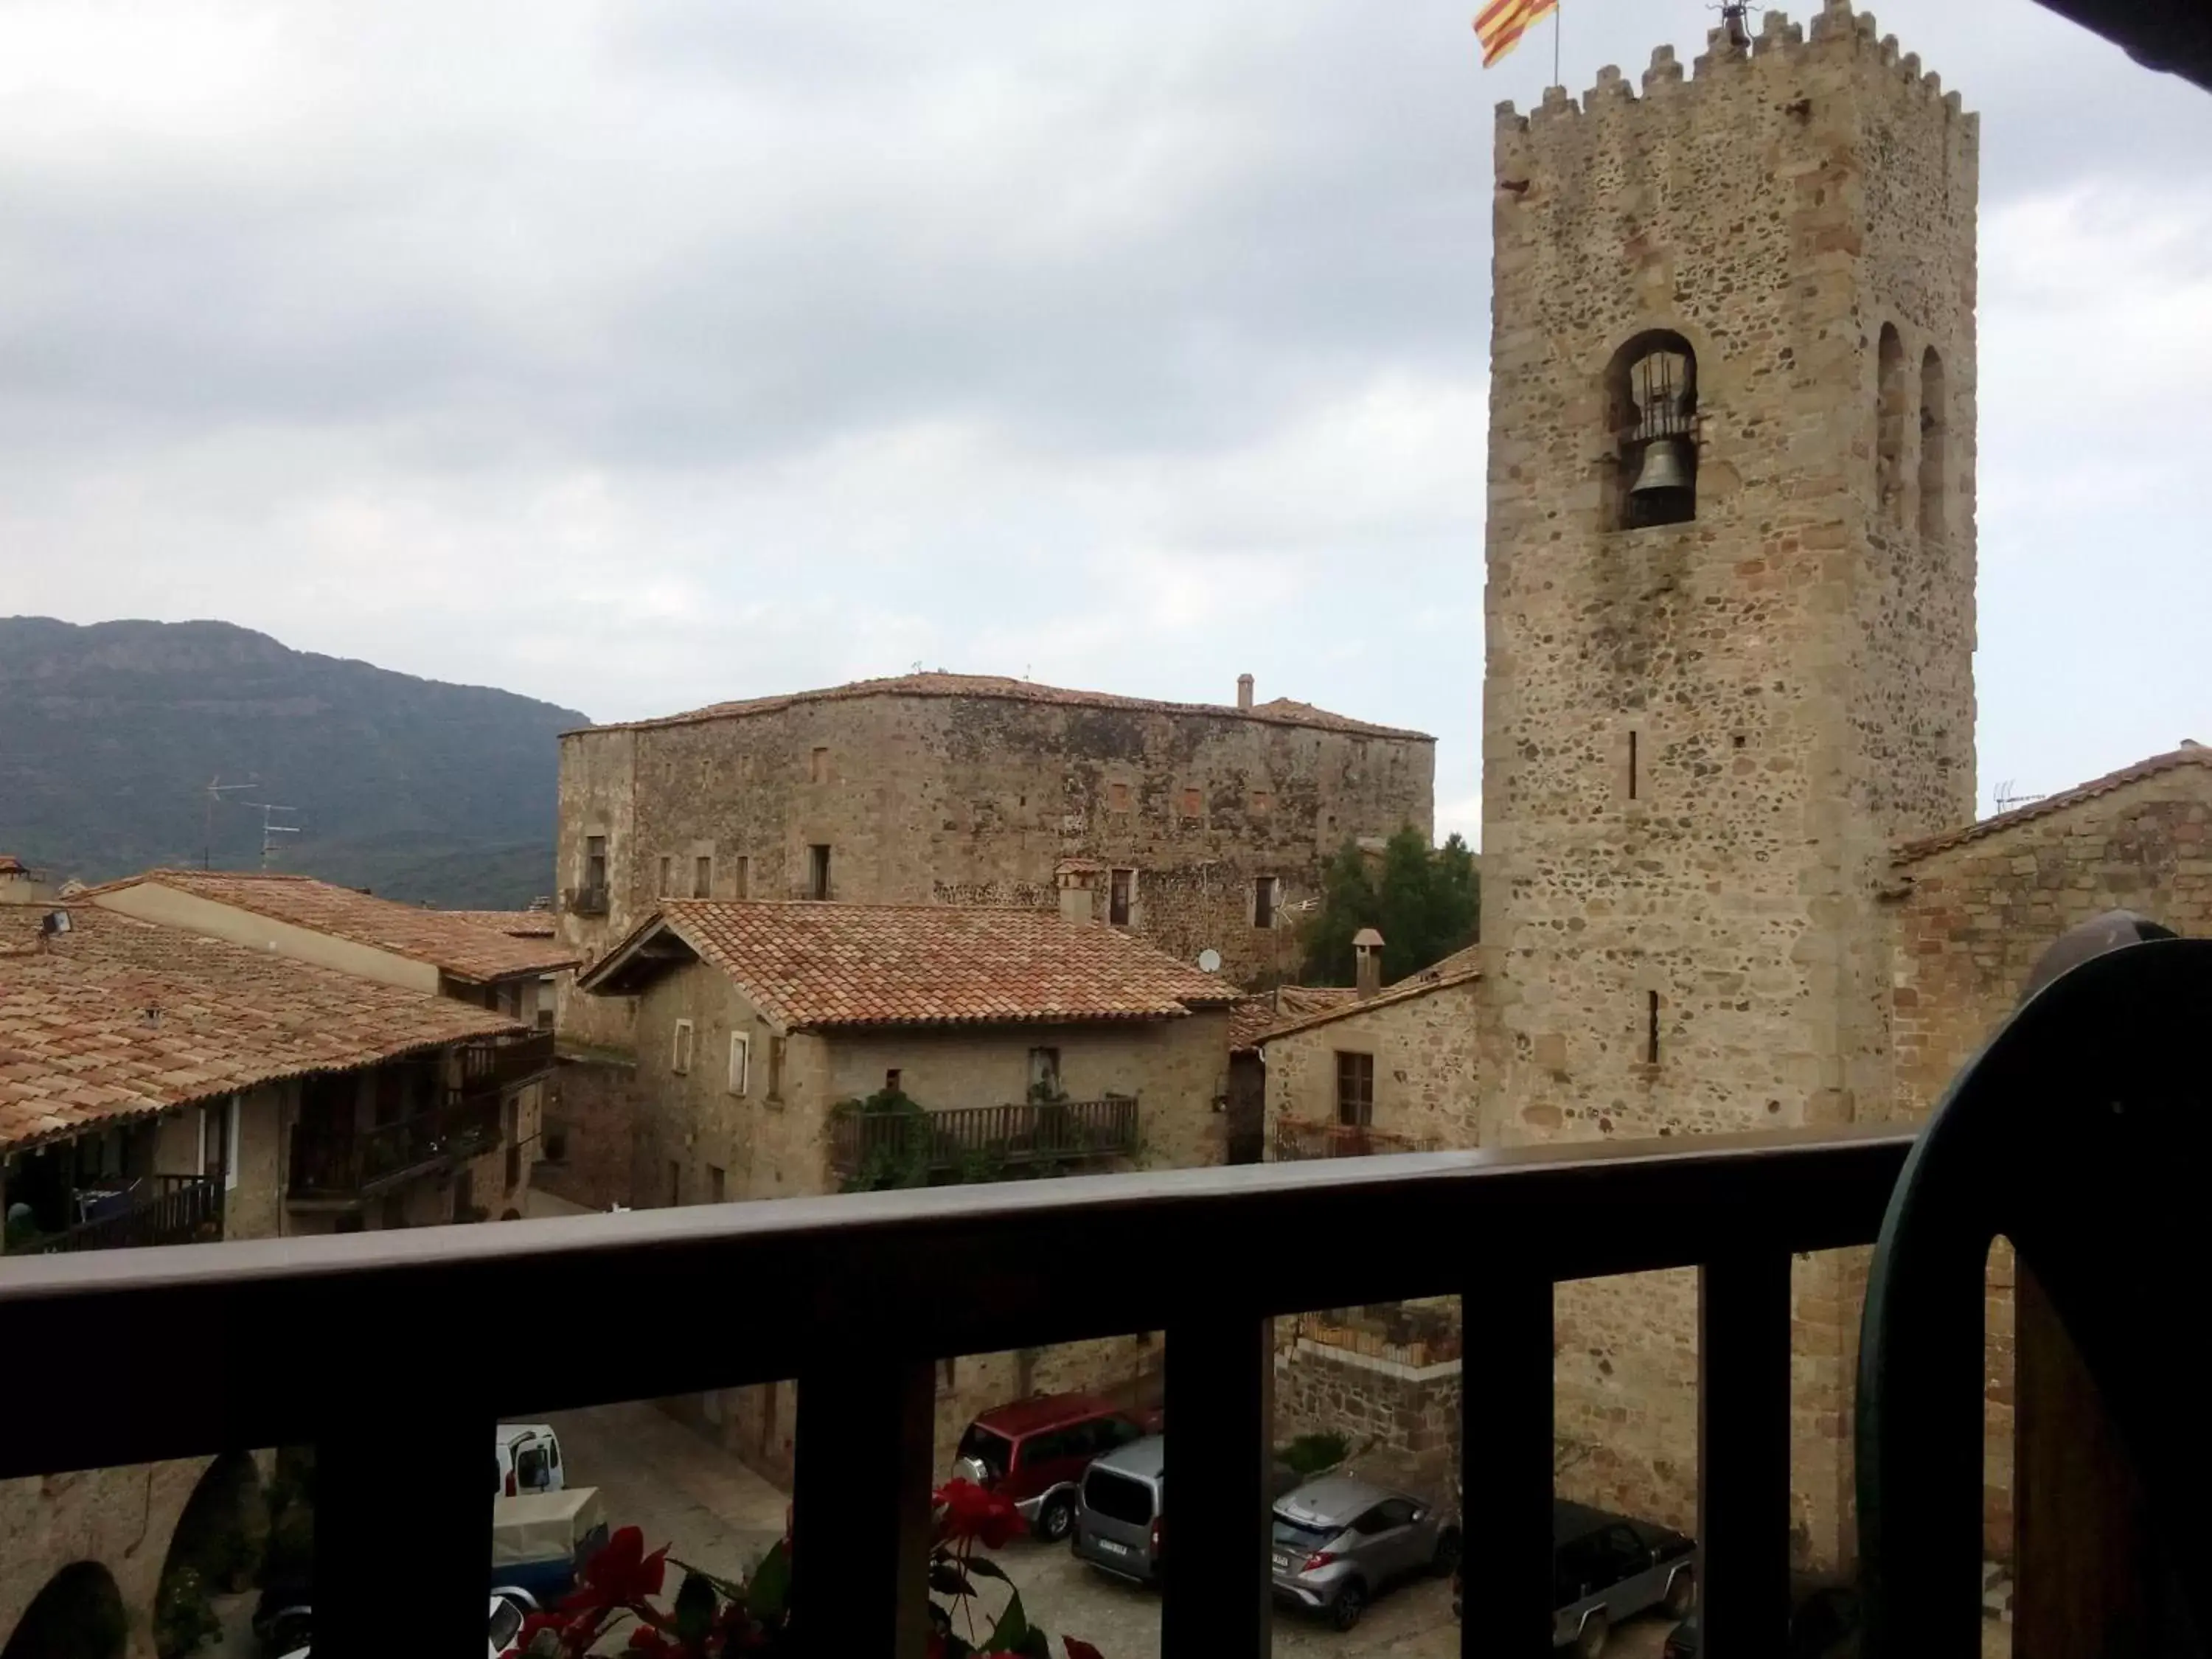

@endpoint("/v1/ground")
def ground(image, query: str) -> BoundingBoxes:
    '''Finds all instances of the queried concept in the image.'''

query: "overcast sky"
[3,0,2208,843]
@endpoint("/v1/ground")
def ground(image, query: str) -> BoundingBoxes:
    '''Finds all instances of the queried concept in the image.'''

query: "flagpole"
[1554,0,1562,88]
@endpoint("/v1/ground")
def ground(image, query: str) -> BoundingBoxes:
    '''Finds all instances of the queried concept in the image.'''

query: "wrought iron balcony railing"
[0,1122,1916,1658]
[829,1096,1140,1179]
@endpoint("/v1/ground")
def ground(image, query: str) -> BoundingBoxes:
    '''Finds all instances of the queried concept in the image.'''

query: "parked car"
[1071,1433,1167,1583]
[1662,1575,1860,1659]
[493,1422,566,1498]
[952,1393,1155,1542]
[1270,1475,1461,1632]
[1452,1500,1697,1658]
[272,1591,534,1658]
[490,1486,611,1605]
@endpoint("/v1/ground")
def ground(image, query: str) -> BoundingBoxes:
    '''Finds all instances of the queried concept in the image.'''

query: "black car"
[1663,1576,1861,1659]
[1452,1498,1697,1656]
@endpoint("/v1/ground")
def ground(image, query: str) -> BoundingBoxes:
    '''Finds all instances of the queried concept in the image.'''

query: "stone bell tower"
[1474,1,1978,1561]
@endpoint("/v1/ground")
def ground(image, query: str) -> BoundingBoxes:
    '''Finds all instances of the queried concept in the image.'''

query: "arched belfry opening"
[1607,330,1699,529]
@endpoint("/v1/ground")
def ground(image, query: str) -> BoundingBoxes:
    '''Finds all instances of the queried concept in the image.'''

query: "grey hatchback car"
[1270,1475,1461,1631]
[1071,1434,1167,1584]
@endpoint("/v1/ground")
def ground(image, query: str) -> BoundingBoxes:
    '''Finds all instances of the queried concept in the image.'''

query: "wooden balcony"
[23,1174,222,1254]
[461,1029,556,1095]
[1273,1114,1442,1161]
[287,1091,504,1205]
[0,1122,1916,1658]
[829,1096,1140,1180]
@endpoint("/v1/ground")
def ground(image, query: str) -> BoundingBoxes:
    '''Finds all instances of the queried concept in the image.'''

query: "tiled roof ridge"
[1893,743,2211,866]
[566,672,1433,742]
[1254,965,1482,1044]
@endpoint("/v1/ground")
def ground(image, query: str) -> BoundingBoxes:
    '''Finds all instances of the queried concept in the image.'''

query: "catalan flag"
[1475,0,1557,67]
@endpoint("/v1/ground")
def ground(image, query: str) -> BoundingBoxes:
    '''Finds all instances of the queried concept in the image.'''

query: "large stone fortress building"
[556,673,1433,1046]
[1474,1,1977,1559]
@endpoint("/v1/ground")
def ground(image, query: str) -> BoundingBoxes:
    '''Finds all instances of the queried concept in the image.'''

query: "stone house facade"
[576,897,1235,1482]
[553,671,1433,1057]
[1470,0,1980,1563]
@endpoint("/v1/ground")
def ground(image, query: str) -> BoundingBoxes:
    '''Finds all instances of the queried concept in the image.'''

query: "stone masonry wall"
[555,684,1433,1040]
[1264,976,1481,1150]
[0,1460,211,1659]
[1475,1,1978,1569]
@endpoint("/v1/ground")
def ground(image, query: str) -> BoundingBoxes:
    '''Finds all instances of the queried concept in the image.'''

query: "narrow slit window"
[658,855,672,897]
[1628,731,1640,801]
[808,844,832,901]
[1108,868,1135,928]
[1253,875,1277,930]
[1646,992,1660,1065]
[693,855,713,899]
[734,855,750,900]
[1919,347,1947,540]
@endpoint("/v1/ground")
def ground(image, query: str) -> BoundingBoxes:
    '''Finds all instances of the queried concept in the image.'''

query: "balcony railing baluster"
[1460,1273,1554,1659]
[1161,1312,1274,1657]
[1697,1253,1794,1658]
[792,1360,936,1658]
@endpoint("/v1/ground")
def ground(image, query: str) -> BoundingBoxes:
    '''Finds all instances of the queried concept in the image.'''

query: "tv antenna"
[202,776,257,869]
[1714,0,1751,48]
[243,801,301,870]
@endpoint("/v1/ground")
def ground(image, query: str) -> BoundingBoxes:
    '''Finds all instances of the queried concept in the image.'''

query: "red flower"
[933,1478,1023,1550]
[1063,1642,1105,1659]
[561,1525,670,1616]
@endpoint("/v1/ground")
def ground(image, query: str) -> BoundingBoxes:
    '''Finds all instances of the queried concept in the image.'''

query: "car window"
[1082,1467,1155,1526]
[956,1425,1014,1481]
[1557,1536,1607,1601]
[515,1445,550,1489]
[1021,1427,1074,1464]
[1372,1498,1418,1529]
[489,1598,524,1646]
[1099,1416,1143,1451]
[1602,1525,1647,1577]
[1271,1514,1336,1552]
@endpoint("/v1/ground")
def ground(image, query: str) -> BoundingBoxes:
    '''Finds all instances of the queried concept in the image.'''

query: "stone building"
[552,671,1433,1056]
[1471,0,1978,1563]
[574,897,1237,1482]
[0,902,529,1657]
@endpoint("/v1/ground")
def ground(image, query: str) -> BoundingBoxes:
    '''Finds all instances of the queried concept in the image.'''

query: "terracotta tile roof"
[442,910,560,940]
[0,855,29,875]
[1227,986,1361,1053]
[570,672,1430,742]
[581,900,1239,1031]
[0,906,522,1155]
[1253,962,1481,1046]
[1893,743,2212,866]
[86,871,579,981]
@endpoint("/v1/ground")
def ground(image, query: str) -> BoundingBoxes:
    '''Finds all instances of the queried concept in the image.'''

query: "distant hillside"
[0,617,588,908]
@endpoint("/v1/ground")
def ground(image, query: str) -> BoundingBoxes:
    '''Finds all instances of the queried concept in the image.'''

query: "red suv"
[952,1394,1158,1542]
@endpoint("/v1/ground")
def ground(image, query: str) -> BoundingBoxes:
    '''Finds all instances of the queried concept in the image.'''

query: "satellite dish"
[1197,948,1222,974]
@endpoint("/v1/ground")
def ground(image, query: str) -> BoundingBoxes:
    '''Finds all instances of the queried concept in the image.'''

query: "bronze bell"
[1630,437,1691,498]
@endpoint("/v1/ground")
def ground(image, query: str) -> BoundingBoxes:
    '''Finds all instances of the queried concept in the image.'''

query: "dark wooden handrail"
[25,1173,223,1254]
[0,1121,1916,1658]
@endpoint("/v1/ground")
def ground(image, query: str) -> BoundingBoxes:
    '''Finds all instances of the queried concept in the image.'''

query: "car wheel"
[265,1611,313,1655]
[1574,1610,1610,1659]
[1330,1580,1368,1632]
[1430,1526,1464,1577]
[1034,1491,1076,1543]
[1663,1567,1697,1618]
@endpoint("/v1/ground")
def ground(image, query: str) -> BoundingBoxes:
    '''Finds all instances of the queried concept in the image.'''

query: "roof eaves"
[1255,968,1482,1045]
[1893,745,2212,866]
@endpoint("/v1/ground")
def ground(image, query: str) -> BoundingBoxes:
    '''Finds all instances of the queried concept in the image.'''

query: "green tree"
[1299,826,1479,986]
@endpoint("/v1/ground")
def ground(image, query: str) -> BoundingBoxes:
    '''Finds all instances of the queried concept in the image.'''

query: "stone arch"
[1876,323,1907,524]
[1604,329,1700,529]
[156,1451,268,1641]
[2,1562,128,1659]
[1919,345,1947,540]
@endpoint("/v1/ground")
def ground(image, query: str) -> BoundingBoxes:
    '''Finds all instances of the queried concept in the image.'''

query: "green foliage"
[1275,1430,1352,1477]
[260,1446,316,1589]
[1300,826,1480,986]
[832,1088,936,1192]
[153,1566,221,1659]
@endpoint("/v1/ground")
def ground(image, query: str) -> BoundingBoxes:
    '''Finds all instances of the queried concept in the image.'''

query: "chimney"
[1352,928,1385,998]
[1237,672,1254,712]
[1056,860,1102,925]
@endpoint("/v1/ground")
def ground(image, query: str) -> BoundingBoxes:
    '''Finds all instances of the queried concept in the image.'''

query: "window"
[694,854,713,899]
[1253,875,1278,930]
[585,835,608,891]
[810,746,830,783]
[1877,323,1907,524]
[734,855,751,900]
[1108,868,1135,928]
[1180,785,1202,818]
[768,1035,786,1101]
[672,1019,695,1075]
[1108,782,1130,813]
[658,855,672,897]
[728,1033,751,1096]
[1628,730,1640,801]
[201,1096,241,1191]
[537,976,556,1031]
[1919,347,1947,540]
[667,1161,682,1206]
[1646,991,1661,1065]
[884,1068,902,1095]
[808,844,832,900]
[1335,1051,1374,1127]
[708,1164,726,1203]
[1607,330,1698,529]
[1251,789,1271,815]
[1028,1047,1062,1099]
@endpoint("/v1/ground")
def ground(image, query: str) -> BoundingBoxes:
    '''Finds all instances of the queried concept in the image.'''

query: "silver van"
[1071,1433,1165,1585]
